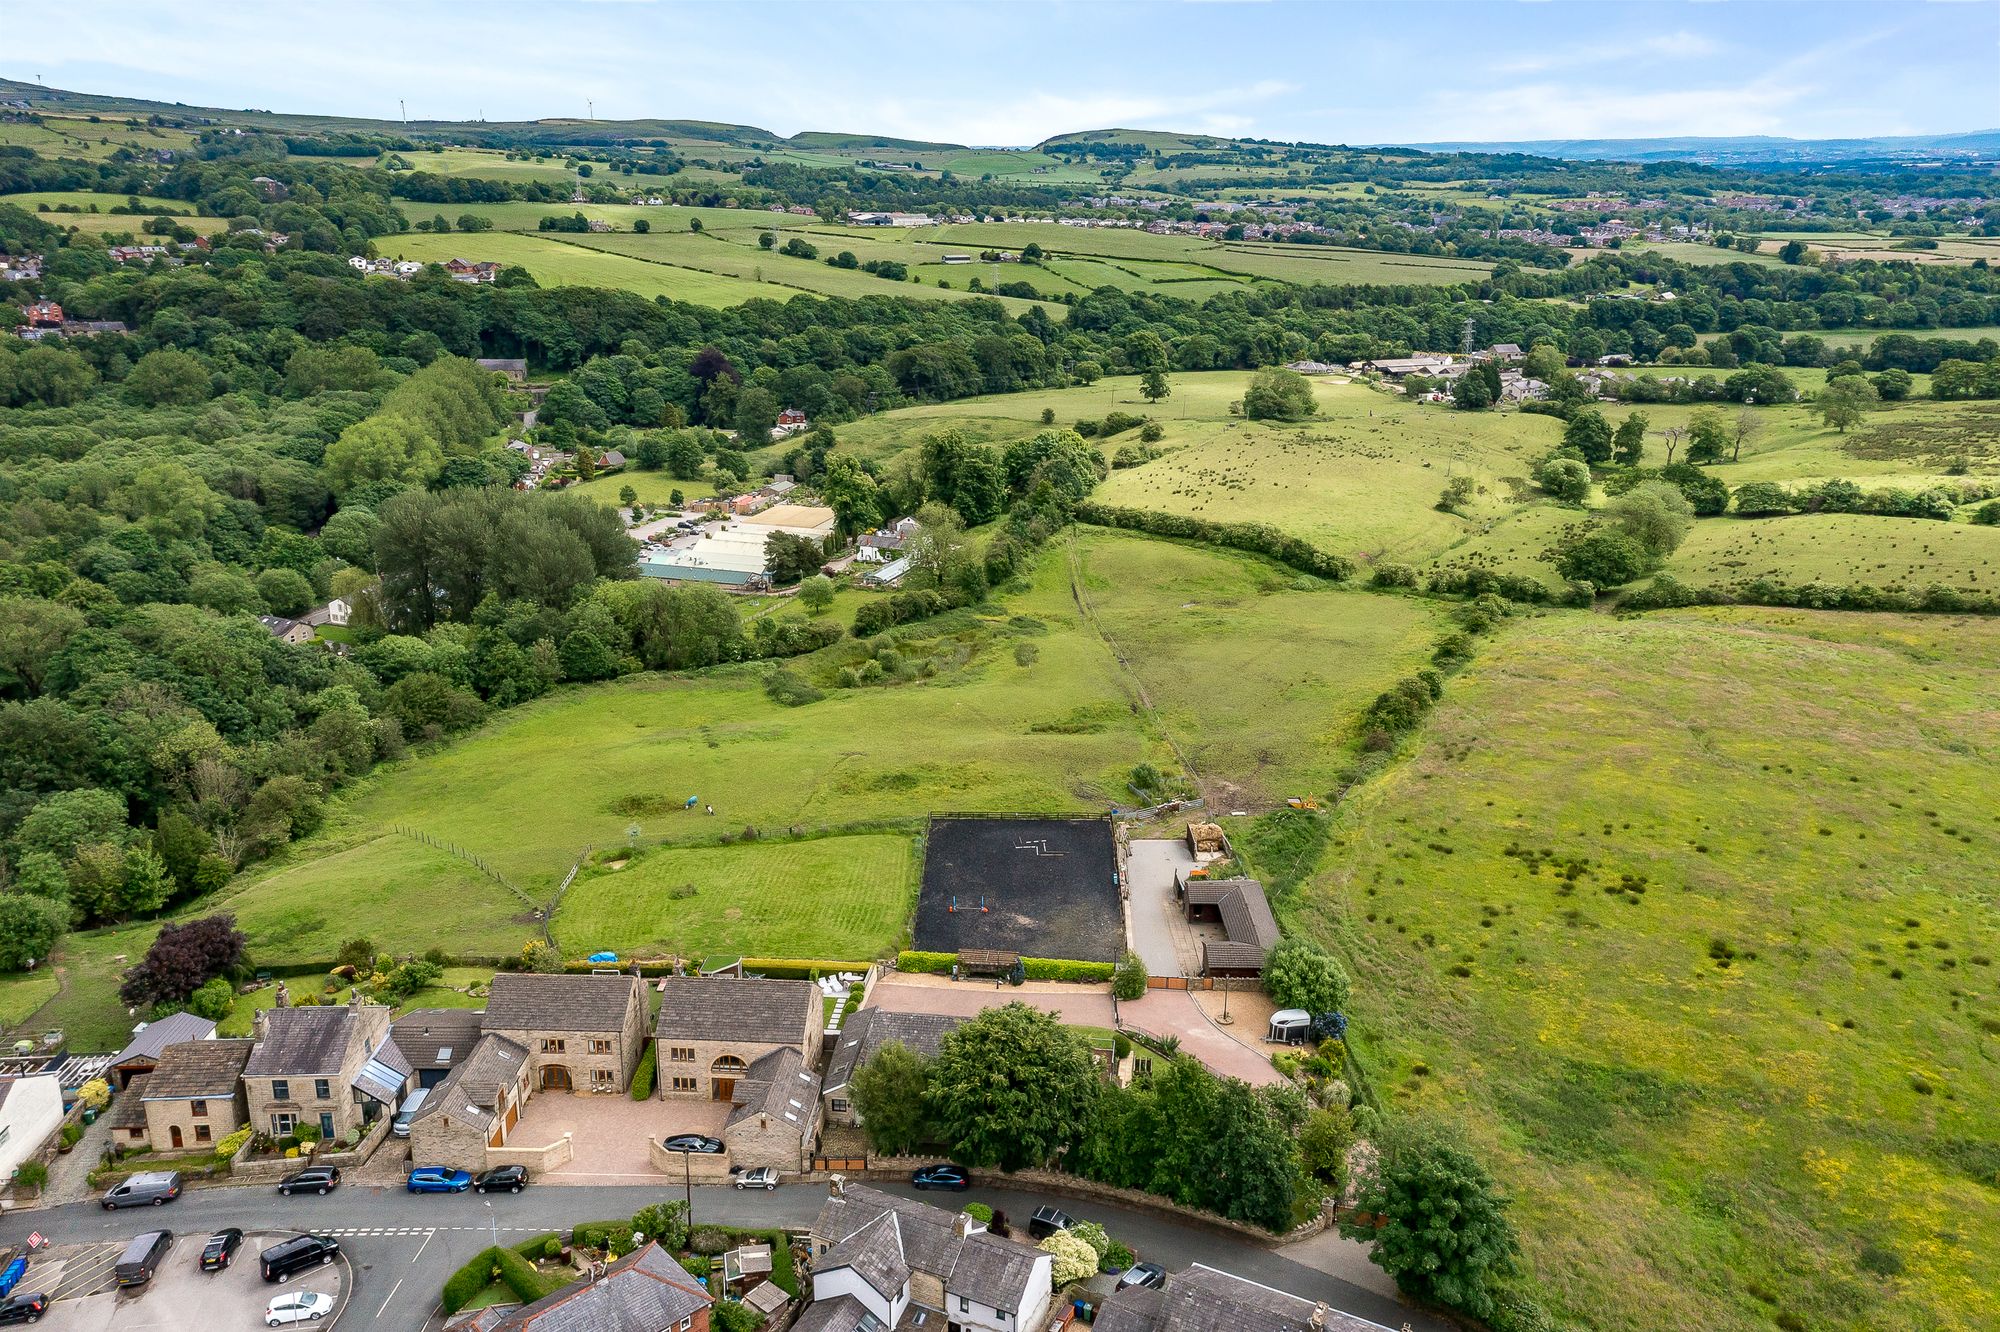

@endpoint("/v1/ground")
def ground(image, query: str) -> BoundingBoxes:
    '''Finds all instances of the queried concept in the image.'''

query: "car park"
[1027,1205,1075,1239]
[474,1165,528,1194]
[259,1235,339,1284]
[661,1134,724,1154]
[265,1290,335,1326]
[102,1171,182,1209]
[910,1164,970,1191]
[1118,1262,1167,1290]
[406,1166,473,1193]
[0,1292,48,1325]
[200,1228,244,1273]
[733,1167,779,1190]
[114,1230,174,1287]
[277,1166,341,1196]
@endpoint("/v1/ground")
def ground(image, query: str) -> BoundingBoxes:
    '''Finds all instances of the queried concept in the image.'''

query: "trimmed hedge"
[1076,503,1354,581]
[440,1244,566,1315]
[897,950,1113,981]
[854,588,959,638]
[897,950,956,975]
[629,1046,656,1101]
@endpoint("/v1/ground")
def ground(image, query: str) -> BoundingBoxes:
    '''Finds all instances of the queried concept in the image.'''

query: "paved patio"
[1119,990,1284,1086]
[867,973,1117,1026]
[513,1091,677,1184]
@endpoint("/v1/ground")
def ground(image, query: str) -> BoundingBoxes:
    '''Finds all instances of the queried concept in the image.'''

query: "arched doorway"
[169,1125,183,1150]
[711,1054,746,1101]
[541,1065,573,1092]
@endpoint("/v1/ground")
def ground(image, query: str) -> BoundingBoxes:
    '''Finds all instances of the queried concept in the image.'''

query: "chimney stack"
[955,1211,976,1238]
[829,1174,846,1198]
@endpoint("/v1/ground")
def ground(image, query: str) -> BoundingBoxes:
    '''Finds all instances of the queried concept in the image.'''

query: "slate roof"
[1092,1263,1387,1332]
[654,975,815,1046]
[822,1009,963,1096]
[819,1212,910,1300]
[1186,877,1280,972]
[109,1012,216,1068]
[483,973,640,1035]
[140,1039,253,1100]
[244,1006,371,1077]
[790,1294,885,1332]
[412,1034,528,1134]
[726,1046,821,1137]
[107,1074,151,1131]
[479,1241,710,1332]
[812,1182,1045,1313]
[392,1009,486,1073]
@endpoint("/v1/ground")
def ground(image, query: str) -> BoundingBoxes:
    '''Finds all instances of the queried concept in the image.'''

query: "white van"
[391,1087,430,1137]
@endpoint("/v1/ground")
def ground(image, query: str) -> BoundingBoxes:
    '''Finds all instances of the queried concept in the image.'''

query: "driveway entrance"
[1125,838,1204,978]
[512,1092,669,1184]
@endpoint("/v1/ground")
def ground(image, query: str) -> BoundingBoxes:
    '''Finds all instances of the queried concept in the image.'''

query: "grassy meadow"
[0,116,194,161]
[1304,607,2000,1332]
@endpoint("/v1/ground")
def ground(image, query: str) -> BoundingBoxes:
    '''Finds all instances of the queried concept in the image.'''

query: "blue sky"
[8,1,1995,147]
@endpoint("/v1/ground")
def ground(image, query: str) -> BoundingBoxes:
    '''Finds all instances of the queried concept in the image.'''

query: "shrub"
[14,1161,47,1193]
[1073,503,1352,580]
[1021,958,1115,982]
[1041,1230,1100,1287]
[964,1202,994,1224]
[690,1226,732,1255]
[1111,950,1148,1000]
[214,1127,252,1159]
[629,1045,657,1100]
[1102,1239,1135,1271]
[1068,1220,1111,1259]
[897,950,956,975]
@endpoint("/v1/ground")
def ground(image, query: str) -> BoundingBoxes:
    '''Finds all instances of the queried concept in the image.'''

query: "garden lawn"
[0,971,60,1030]
[1305,608,2000,1332]
[552,833,917,960]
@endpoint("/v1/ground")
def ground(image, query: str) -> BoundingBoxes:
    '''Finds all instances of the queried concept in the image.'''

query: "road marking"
[376,1277,404,1318]
[411,1229,435,1263]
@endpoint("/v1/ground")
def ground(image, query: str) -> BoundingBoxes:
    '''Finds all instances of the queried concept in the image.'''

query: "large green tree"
[1262,937,1351,1014]
[1343,1118,1519,1319]
[927,1003,1098,1170]
[850,1040,932,1156]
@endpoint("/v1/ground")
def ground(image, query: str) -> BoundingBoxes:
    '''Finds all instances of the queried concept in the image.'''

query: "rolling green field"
[1306,607,2000,1332]
[553,833,918,960]
[0,115,195,161]
[1,190,227,235]
[1667,512,2000,589]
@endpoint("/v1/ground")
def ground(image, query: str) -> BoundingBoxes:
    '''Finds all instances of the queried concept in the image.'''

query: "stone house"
[803,1180,1052,1332]
[405,1034,530,1171]
[106,1011,217,1091]
[391,1008,488,1090]
[819,1009,962,1128]
[721,1046,822,1172]
[138,1038,252,1154]
[243,1000,409,1141]
[481,973,648,1095]
[653,975,818,1102]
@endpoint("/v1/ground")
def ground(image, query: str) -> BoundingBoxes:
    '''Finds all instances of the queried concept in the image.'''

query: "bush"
[1111,950,1148,1000]
[629,1045,656,1100]
[964,1202,994,1224]
[897,950,956,975]
[1021,958,1116,982]
[713,1302,762,1332]
[1074,503,1352,581]
[689,1226,731,1255]
[14,1161,47,1193]
[1102,1239,1135,1271]
[1041,1230,1101,1287]
[215,1127,252,1159]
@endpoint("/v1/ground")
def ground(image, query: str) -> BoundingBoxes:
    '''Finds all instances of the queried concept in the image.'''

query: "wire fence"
[390,825,537,912]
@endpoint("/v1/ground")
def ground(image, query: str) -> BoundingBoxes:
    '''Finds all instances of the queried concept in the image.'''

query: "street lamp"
[484,1200,498,1250]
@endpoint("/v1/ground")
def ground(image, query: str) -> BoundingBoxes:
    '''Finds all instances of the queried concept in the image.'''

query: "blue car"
[911,1164,970,1192]
[406,1166,473,1194]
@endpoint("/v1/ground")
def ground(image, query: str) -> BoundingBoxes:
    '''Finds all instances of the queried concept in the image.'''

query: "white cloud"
[838,81,1296,147]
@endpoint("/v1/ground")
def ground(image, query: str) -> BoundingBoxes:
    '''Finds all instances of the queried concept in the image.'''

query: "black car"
[474,1165,528,1194]
[0,1292,48,1325]
[200,1228,244,1273]
[277,1166,340,1197]
[661,1134,724,1154]
[1027,1205,1075,1240]
[1118,1262,1167,1291]
[259,1235,340,1284]
[911,1164,970,1192]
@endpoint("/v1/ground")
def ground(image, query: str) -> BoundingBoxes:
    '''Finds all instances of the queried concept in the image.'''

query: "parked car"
[473,1166,528,1194]
[1118,1262,1167,1290]
[1027,1205,1075,1240]
[114,1230,173,1287]
[910,1164,970,1192]
[102,1171,182,1209]
[265,1290,336,1326]
[200,1229,244,1273]
[0,1292,48,1325]
[391,1088,430,1138]
[259,1235,339,1284]
[278,1167,341,1197]
[660,1134,724,1155]
[733,1167,779,1191]
[406,1166,473,1193]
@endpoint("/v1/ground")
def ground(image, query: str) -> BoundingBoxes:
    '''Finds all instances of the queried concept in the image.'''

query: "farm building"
[913,816,1123,964]
[1175,871,1279,977]
[637,505,836,590]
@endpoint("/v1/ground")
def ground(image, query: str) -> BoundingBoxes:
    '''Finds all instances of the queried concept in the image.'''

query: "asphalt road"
[4,1179,1450,1332]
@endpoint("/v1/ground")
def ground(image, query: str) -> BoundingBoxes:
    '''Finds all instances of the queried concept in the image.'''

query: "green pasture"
[0,971,60,1030]
[1,190,225,236]
[1621,240,1787,267]
[1305,608,2000,1332]
[552,833,918,960]
[383,231,770,306]
[1667,512,2000,590]
[566,469,716,510]
[0,116,194,161]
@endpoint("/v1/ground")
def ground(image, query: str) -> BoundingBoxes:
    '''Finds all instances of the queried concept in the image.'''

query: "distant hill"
[1399,130,2000,165]
[790,131,966,154]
